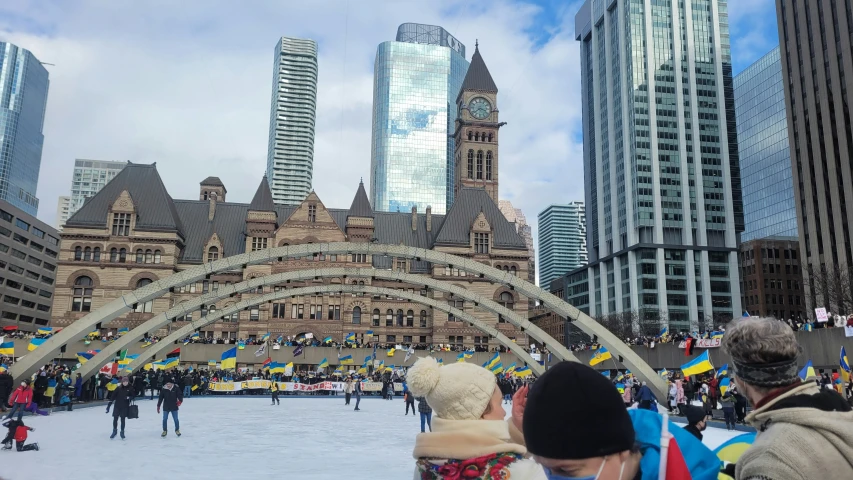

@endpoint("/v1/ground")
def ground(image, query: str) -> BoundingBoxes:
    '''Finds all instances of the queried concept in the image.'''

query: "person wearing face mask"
[5,379,33,421]
[522,362,720,480]
[721,316,853,479]
[108,376,135,439]
[406,356,547,479]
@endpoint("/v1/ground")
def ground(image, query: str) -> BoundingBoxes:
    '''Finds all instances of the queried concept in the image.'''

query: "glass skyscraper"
[573,0,743,330]
[370,23,469,215]
[538,202,587,288]
[734,46,796,242]
[0,42,49,216]
[266,36,318,205]
[56,159,126,229]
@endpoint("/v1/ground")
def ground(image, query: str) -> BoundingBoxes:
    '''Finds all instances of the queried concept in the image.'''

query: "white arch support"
[14,243,666,397]
[74,267,570,379]
[125,284,546,376]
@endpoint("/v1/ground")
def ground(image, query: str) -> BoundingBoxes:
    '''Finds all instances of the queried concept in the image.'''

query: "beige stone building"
[51,51,531,349]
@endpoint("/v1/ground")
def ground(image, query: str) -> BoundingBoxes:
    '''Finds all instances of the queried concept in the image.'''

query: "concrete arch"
[14,243,666,397]
[71,267,567,379]
[124,284,546,376]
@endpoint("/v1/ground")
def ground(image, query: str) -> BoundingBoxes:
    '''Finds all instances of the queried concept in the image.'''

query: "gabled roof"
[200,176,226,192]
[249,176,276,212]
[434,188,526,249]
[65,163,185,237]
[459,44,497,97]
[348,180,374,218]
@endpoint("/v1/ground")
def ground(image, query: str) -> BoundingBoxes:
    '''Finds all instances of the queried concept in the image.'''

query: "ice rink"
[2,397,740,479]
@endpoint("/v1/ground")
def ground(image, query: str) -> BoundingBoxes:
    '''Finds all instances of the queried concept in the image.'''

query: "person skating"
[107,377,135,439]
[684,405,707,440]
[404,386,416,415]
[406,356,545,479]
[1,418,21,450]
[5,380,33,421]
[157,378,184,437]
[10,418,38,452]
[353,377,362,411]
[416,396,432,432]
[719,389,736,431]
[344,377,353,405]
[635,381,658,411]
[270,380,280,405]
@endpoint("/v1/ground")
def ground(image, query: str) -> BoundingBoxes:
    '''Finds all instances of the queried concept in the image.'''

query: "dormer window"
[474,232,490,254]
[112,213,131,236]
[308,204,317,222]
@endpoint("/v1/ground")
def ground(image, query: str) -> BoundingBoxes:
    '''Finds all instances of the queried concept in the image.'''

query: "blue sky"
[1,0,780,272]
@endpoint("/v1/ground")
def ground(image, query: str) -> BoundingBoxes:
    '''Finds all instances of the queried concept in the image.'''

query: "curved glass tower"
[266,36,318,205]
[0,42,49,216]
[370,24,468,215]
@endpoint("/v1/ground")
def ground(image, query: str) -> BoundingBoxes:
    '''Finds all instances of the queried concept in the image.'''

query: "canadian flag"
[100,362,118,376]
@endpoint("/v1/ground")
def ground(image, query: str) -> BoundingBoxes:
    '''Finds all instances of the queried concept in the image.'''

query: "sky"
[1,0,779,256]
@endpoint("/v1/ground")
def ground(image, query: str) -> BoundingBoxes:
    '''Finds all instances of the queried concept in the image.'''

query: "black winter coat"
[112,385,135,418]
[158,383,183,412]
[0,373,12,403]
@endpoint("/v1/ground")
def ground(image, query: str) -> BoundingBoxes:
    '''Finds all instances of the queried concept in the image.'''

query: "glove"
[157,407,160,414]
[105,405,110,413]
[176,401,182,407]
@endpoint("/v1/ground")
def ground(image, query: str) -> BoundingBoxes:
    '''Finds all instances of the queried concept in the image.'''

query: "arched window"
[406,310,414,327]
[476,151,483,179]
[207,246,219,263]
[83,247,92,261]
[372,309,380,327]
[134,278,153,313]
[135,249,143,263]
[486,151,493,180]
[74,247,82,261]
[396,309,404,326]
[72,276,93,312]
[495,264,502,271]
[386,309,393,327]
[203,191,208,201]
[154,250,161,264]
[420,310,427,328]
[110,248,118,263]
[352,306,362,324]
[467,130,473,141]
[475,132,480,141]
[504,266,510,273]
[145,249,153,264]
[119,248,127,263]
[467,150,474,179]
[93,247,101,262]
[488,132,493,142]
[510,265,517,276]
[498,292,514,323]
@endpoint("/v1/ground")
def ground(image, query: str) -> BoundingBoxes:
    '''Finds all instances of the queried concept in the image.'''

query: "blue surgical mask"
[544,457,623,480]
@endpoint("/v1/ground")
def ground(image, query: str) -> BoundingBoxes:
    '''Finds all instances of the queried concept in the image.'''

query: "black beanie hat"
[523,361,635,460]
[685,405,706,425]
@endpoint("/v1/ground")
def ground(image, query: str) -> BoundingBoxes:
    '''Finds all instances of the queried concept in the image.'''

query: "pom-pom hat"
[406,356,497,420]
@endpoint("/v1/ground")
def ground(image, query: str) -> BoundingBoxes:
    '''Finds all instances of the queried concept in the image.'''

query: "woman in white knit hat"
[406,356,546,479]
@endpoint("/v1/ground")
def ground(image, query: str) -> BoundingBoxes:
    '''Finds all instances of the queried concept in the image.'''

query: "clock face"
[469,97,491,119]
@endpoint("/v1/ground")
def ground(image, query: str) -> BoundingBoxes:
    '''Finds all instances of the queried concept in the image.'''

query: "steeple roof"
[200,176,227,192]
[249,176,276,212]
[459,43,497,97]
[348,180,374,218]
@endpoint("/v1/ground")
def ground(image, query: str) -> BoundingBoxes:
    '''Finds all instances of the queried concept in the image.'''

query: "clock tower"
[453,42,503,205]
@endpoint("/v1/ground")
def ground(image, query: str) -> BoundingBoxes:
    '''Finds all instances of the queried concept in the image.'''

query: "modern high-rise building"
[537,203,587,288]
[56,159,126,229]
[776,0,853,316]
[370,23,469,215]
[0,42,50,216]
[734,46,797,243]
[499,200,536,292]
[572,0,743,330]
[266,36,318,205]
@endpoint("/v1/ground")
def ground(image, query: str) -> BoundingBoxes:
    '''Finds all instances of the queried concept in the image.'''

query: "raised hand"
[511,385,529,432]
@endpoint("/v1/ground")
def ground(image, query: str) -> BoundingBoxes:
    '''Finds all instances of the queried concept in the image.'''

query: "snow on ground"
[2,397,741,479]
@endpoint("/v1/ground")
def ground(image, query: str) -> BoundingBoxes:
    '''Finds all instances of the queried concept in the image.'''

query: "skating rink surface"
[1,397,740,479]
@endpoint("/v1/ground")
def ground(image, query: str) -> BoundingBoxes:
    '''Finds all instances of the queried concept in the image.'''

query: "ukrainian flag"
[37,327,53,335]
[318,358,329,369]
[191,332,200,340]
[28,338,47,351]
[45,378,57,398]
[163,357,179,369]
[711,331,725,340]
[345,332,356,343]
[323,336,333,344]
[463,350,474,359]
[106,378,120,391]
[719,377,731,396]
[365,330,374,336]
[658,326,669,339]
[385,364,394,372]
[601,370,611,378]
[143,363,154,371]
[220,347,237,370]
[505,362,517,374]
[376,361,384,371]
[514,366,532,377]
[589,347,612,366]
[141,340,152,348]
[487,352,501,370]
[261,332,270,342]
[357,365,367,375]
[0,341,13,356]
[716,364,729,379]
[208,359,217,367]
[615,383,626,394]
[841,346,850,373]
[340,354,354,364]
[88,330,101,337]
[681,350,714,376]
[490,363,504,374]
[76,351,96,364]
[118,327,129,336]
[387,347,396,357]
[237,341,245,350]
[436,358,443,366]
[456,352,467,362]
[271,362,286,374]
[0,364,7,373]
[802,323,813,332]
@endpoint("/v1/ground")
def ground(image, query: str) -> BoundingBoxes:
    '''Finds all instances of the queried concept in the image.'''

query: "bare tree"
[806,263,853,317]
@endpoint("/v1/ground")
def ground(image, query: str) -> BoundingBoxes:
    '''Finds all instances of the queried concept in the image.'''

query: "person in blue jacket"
[635,381,658,411]
[520,362,721,480]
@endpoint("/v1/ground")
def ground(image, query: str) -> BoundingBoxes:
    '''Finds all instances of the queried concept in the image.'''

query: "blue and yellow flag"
[37,327,53,335]
[28,338,47,351]
[220,347,237,370]
[659,369,668,379]
[356,365,367,375]
[0,341,13,356]
[658,326,669,340]
[76,351,96,364]
[118,327,129,336]
[340,354,354,364]
[514,366,532,378]
[463,350,474,359]
[88,330,100,337]
[802,323,813,332]
[504,362,517,374]
[798,360,816,381]
[436,358,443,366]
[237,340,245,350]
[261,332,270,342]
[163,357,179,369]
[45,378,57,398]
[719,377,732,396]
[208,359,217,367]
[490,363,504,374]
[456,352,467,362]
[601,370,611,378]
[487,352,501,370]
[715,364,729,378]
[318,357,329,369]
[106,378,119,391]
[323,336,333,344]
[271,362,286,374]
[589,347,612,366]
[615,383,626,394]
[681,350,714,376]
[345,332,356,343]
[387,347,395,357]
[0,364,7,373]
[376,360,385,372]
[141,340,153,348]
[841,346,850,373]
[710,331,725,340]
[366,330,374,336]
